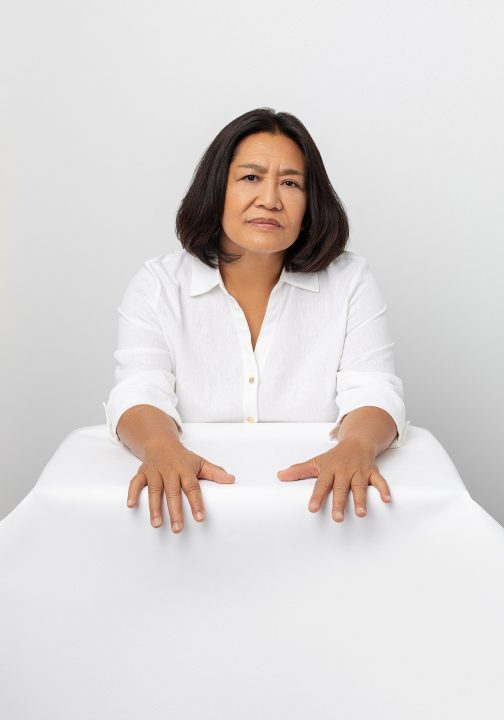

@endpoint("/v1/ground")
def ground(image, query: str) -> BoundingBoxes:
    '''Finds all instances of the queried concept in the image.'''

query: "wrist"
[334,434,377,457]
[335,407,398,457]
[145,432,182,451]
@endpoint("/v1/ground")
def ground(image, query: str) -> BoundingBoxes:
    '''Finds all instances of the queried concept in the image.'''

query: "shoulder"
[324,249,369,288]
[120,248,189,306]
[326,249,368,273]
[135,248,190,290]
[143,247,189,282]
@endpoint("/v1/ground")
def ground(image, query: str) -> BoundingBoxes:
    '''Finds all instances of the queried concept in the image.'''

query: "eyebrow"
[237,162,305,177]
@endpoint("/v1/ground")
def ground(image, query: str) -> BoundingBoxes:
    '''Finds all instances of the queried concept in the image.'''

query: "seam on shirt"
[142,259,163,308]
[340,257,367,340]
[347,304,388,335]
[144,260,178,377]
[348,256,368,299]
[338,341,396,367]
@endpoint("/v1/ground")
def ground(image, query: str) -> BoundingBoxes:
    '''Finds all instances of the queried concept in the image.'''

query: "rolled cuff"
[329,370,409,449]
[102,393,184,446]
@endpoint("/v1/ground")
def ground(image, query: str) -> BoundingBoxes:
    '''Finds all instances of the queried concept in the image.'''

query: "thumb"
[277,459,317,481]
[200,459,236,483]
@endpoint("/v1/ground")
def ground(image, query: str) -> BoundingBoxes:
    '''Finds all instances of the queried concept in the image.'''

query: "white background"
[1,0,503,524]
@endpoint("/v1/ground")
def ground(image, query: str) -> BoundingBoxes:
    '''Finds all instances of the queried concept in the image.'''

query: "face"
[219,131,308,258]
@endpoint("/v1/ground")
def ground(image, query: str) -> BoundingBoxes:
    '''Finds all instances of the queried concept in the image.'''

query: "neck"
[218,234,286,297]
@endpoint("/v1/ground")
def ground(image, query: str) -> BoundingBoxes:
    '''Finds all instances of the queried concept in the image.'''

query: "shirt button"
[248,376,255,384]
[246,416,255,423]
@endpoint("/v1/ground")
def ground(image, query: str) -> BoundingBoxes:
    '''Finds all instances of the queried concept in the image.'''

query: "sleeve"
[102,262,183,446]
[329,258,410,449]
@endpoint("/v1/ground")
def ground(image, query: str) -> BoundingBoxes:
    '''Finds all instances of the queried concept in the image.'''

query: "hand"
[126,439,236,532]
[276,437,392,522]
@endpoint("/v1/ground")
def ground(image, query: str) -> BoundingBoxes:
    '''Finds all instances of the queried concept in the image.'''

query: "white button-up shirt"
[103,248,409,448]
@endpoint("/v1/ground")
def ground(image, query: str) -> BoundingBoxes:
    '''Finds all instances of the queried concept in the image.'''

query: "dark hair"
[175,107,349,272]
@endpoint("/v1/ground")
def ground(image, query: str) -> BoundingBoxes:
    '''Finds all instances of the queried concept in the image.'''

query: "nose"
[255,176,282,210]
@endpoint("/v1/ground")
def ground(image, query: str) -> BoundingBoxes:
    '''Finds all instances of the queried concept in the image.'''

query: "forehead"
[232,132,305,168]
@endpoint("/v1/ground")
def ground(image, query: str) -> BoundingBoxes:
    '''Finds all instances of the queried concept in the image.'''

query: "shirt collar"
[189,253,319,297]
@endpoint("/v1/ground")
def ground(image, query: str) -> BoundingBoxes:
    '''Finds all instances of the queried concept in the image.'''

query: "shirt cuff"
[328,371,409,449]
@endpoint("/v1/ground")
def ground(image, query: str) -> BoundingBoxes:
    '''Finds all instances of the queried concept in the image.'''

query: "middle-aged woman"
[103,107,408,533]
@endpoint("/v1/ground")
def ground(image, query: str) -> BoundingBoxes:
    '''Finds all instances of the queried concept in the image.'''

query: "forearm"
[335,406,398,457]
[116,404,182,461]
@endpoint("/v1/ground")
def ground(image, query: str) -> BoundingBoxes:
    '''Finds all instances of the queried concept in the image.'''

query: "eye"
[241,174,302,189]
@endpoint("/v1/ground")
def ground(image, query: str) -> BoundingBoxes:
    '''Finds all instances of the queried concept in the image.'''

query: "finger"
[278,459,318,482]
[127,471,146,507]
[145,470,165,528]
[162,472,184,533]
[331,479,350,522]
[180,474,206,522]
[308,472,334,512]
[369,470,392,502]
[350,473,369,517]
[199,459,236,483]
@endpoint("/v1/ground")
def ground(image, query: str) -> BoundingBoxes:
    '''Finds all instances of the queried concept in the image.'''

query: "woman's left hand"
[276,437,392,522]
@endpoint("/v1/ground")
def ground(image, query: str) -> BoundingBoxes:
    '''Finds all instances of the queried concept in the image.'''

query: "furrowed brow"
[237,163,305,177]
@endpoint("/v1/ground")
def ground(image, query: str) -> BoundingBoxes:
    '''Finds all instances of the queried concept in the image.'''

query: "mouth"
[248,220,281,228]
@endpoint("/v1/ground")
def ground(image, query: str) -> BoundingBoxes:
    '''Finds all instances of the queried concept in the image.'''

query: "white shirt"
[103,248,409,448]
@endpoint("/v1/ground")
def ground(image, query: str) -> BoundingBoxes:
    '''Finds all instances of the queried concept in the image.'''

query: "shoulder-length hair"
[175,107,349,273]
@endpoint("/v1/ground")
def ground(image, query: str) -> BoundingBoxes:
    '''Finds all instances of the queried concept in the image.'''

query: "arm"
[330,258,409,449]
[116,404,182,462]
[336,406,398,457]
[103,261,184,448]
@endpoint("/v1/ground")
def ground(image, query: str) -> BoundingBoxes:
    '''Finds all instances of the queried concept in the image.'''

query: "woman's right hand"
[126,439,236,532]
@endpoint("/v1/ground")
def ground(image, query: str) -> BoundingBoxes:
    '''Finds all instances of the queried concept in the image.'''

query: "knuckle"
[333,483,348,494]
[164,486,182,498]
[351,473,369,488]
[182,480,201,495]
[315,477,333,490]
[352,481,368,490]
[158,463,178,476]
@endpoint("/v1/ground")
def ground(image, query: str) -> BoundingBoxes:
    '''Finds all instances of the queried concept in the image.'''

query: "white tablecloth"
[1,423,503,719]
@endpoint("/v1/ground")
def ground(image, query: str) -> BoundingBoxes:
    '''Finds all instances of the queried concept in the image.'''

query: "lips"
[248,218,281,227]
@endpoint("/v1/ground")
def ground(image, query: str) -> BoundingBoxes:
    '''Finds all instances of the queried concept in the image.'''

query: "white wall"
[1,0,503,524]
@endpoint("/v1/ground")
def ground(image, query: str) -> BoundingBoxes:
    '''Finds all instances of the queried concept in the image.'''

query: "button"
[248,376,255,384]
[246,416,255,423]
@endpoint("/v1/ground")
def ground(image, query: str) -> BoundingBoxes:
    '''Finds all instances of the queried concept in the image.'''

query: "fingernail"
[385,494,391,501]
[127,499,134,506]
[357,506,366,515]
[152,517,162,527]
[309,502,318,512]
[172,522,182,532]
[195,511,204,521]
[333,511,344,521]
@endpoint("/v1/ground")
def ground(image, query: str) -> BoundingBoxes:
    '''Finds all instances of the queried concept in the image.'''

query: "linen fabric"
[103,248,409,448]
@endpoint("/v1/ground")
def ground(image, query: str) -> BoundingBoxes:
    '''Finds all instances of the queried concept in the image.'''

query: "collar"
[189,253,319,297]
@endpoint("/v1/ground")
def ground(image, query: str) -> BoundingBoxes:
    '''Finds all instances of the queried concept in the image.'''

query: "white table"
[1,423,503,719]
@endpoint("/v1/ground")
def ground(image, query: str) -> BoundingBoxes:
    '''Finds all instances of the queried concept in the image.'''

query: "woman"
[103,107,408,533]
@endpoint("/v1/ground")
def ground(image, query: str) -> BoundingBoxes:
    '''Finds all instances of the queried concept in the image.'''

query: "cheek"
[221,194,246,227]
[224,185,250,210]
[289,196,308,222]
